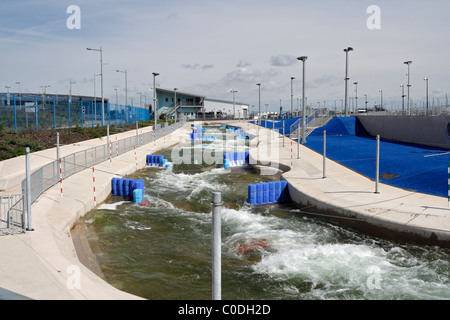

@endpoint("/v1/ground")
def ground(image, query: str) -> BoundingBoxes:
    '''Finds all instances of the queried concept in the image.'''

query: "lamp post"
[424,78,429,116]
[87,47,104,126]
[379,90,383,111]
[174,88,178,122]
[364,94,368,113]
[344,47,353,117]
[152,72,159,133]
[297,56,307,144]
[114,88,118,105]
[230,90,237,119]
[291,77,295,117]
[401,85,405,115]
[256,83,261,131]
[116,69,128,107]
[354,82,358,113]
[404,61,412,115]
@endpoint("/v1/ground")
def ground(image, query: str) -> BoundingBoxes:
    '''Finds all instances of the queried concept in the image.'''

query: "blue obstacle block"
[247,181,289,205]
[111,177,117,195]
[269,182,276,203]
[133,189,143,203]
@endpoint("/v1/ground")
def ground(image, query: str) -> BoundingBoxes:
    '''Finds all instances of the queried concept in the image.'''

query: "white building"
[204,98,249,119]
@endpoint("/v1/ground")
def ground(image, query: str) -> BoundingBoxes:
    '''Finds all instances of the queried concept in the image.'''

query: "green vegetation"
[0,121,157,161]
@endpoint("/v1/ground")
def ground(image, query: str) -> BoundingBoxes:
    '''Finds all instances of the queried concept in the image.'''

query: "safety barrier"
[247,181,288,205]
[111,178,145,203]
[223,152,249,169]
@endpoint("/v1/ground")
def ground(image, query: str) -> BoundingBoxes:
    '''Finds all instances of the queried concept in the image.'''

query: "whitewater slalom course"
[0,117,449,300]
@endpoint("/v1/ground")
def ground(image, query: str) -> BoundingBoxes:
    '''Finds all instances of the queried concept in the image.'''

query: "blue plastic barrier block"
[256,183,264,205]
[112,178,117,195]
[269,182,276,203]
[263,183,269,204]
[133,189,143,203]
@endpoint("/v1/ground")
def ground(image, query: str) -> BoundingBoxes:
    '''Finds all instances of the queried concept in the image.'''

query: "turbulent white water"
[87,126,450,300]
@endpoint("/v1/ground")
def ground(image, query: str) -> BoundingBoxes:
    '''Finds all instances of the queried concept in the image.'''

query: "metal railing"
[0,120,186,235]
[0,194,25,235]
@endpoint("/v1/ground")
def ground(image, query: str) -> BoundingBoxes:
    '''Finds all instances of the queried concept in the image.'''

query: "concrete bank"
[0,122,192,300]
[241,122,450,247]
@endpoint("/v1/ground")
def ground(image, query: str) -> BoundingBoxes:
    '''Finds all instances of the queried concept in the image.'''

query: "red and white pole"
[134,146,138,170]
[92,167,96,206]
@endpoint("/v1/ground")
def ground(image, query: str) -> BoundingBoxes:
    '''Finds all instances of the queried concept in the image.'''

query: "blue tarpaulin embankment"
[305,117,450,198]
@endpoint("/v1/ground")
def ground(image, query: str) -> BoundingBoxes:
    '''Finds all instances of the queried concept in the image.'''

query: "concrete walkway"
[0,120,449,300]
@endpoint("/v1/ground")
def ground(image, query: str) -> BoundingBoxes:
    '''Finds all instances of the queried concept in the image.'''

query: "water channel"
[83,125,450,300]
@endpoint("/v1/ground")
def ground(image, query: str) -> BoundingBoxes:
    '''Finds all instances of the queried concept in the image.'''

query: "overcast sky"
[1,0,450,112]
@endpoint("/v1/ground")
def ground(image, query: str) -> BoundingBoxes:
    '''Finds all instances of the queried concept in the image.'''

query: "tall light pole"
[424,77,429,116]
[87,47,104,126]
[401,84,405,115]
[256,83,261,130]
[230,90,237,119]
[114,88,118,105]
[174,88,178,122]
[344,47,353,117]
[291,77,295,117]
[379,90,383,111]
[116,69,128,106]
[354,82,358,113]
[404,60,412,115]
[364,94,368,113]
[297,56,307,144]
[153,72,159,132]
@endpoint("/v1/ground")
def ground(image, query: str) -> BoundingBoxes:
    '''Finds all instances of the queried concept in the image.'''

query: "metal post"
[136,121,139,147]
[57,132,60,172]
[323,130,327,179]
[375,135,380,194]
[25,147,33,231]
[107,125,110,164]
[297,56,307,144]
[14,95,17,132]
[211,191,222,301]
[283,120,285,147]
[297,121,300,159]
[35,97,38,131]
[448,161,450,208]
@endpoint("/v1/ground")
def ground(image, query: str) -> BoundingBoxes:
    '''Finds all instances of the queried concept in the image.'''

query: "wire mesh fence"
[0,194,25,235]
[0,93,150,132]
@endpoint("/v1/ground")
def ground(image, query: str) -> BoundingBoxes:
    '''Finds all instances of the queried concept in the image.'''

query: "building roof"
[204,97,249,106]
[156,87,206,98]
